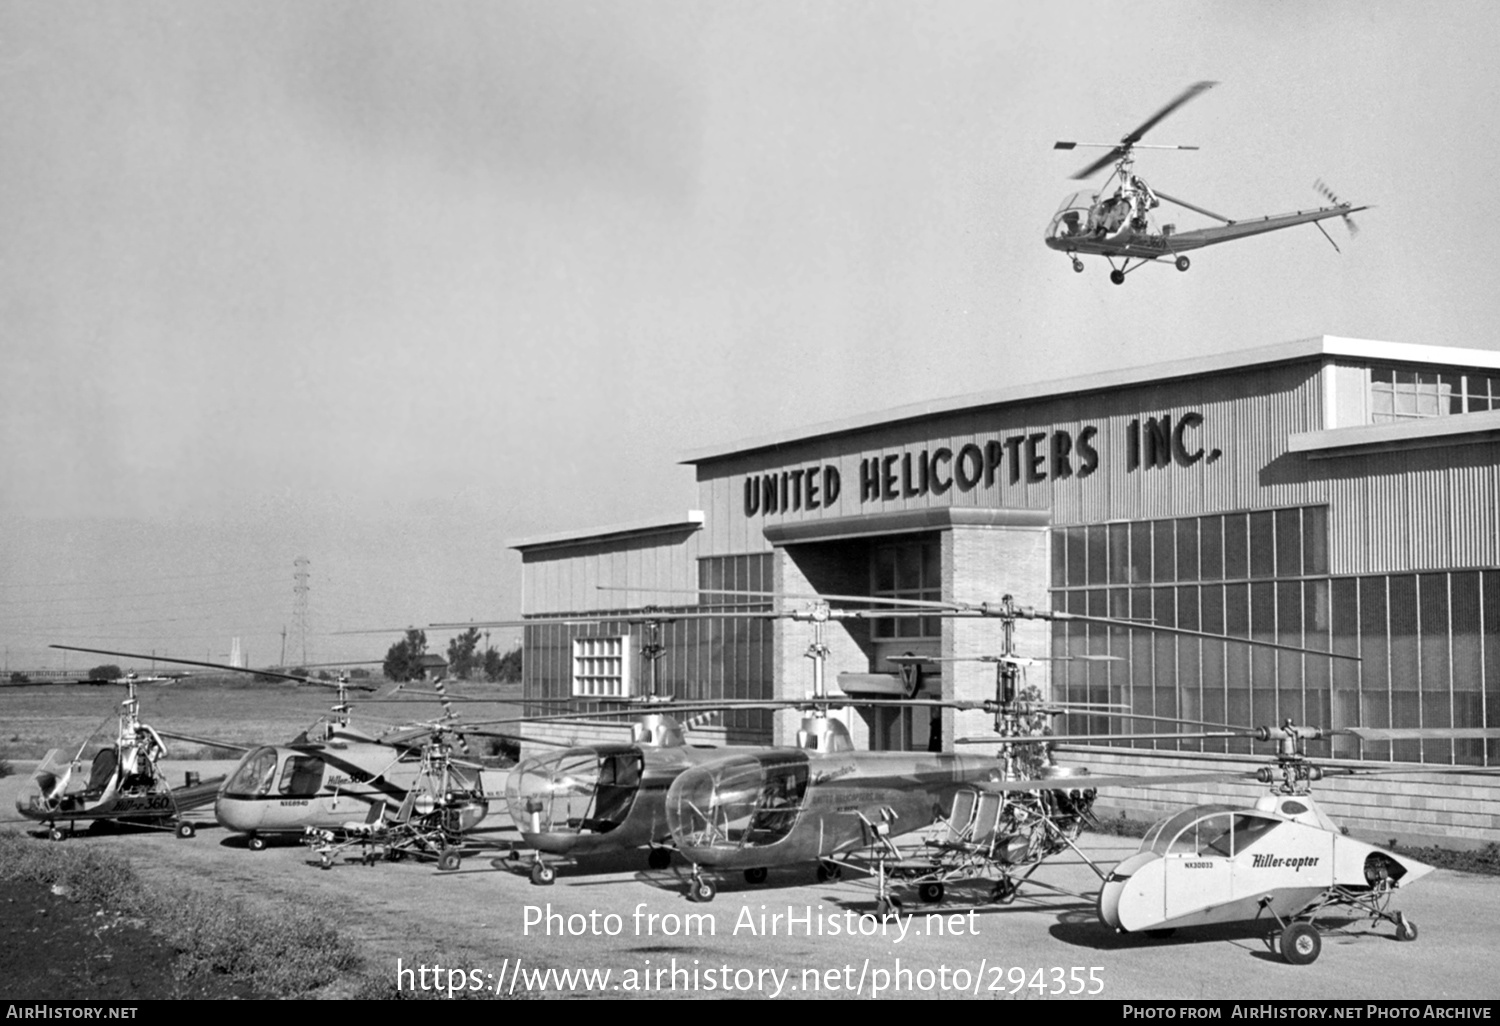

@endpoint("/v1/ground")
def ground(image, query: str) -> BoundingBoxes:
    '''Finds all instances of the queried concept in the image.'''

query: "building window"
[870,536,942,640]
[571,636,632,698]
[1050,507,1498,768]
[1369,365,1500,421]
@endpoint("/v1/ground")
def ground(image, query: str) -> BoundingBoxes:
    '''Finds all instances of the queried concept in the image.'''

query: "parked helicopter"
[1047,80,1368,283]
[1091,720,1500,964]
[462,588,1313,902]
[449,607,972,885]
[639,589,1366,904]
[46,644,538,860]
[14,673,227,840]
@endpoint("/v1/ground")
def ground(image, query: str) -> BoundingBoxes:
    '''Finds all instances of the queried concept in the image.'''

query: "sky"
[4,1,1499,671]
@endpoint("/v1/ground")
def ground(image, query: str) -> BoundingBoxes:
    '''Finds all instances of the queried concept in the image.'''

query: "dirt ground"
[3,759,1500,1002]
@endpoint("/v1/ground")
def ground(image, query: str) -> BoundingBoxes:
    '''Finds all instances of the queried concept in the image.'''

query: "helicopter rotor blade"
[1070,146,1126,181]
[1121,80,1218,146]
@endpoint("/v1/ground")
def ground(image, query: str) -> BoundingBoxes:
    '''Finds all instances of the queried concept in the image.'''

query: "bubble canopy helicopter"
[455,588,1358,902]
[1047,80,1368,283]
[14,668,226,840]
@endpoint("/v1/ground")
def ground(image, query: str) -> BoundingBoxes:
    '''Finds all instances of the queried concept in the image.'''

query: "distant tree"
[316,670,333,681]
[383,629,428,683]
[348,667,371,679]
[481,647,503,682]
[495,646,522,684]
[88,664,123,681]
[446,628,482,681]
[9,671,30,684]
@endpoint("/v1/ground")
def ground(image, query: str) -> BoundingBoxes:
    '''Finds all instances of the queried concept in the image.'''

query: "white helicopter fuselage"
[1098,794,1434,934]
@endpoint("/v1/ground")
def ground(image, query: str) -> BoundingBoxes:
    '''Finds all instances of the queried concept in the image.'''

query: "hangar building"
[510,335,1500,847]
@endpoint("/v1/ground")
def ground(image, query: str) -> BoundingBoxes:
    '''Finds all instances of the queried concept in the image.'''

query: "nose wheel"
[1071,257,1084,274]
[1110,269,1125,285]
[687,868,717,903]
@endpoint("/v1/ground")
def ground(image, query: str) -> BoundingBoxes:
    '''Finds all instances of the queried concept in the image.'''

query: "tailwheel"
[530,861,556,886]
[1110,269,1125,285]
[1395,912,1418,942]
[1175,255,1191,272]
[689,875,717,903]
[743,867,767,885]
[1277,922,1322,965]
[918,882,944,904]
[647,847,672,870]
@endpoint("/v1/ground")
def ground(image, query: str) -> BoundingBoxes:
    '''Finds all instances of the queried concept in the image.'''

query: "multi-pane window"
[1051,507,1497,767]
[571,636,632,698]
[1369,365,1500,421]
[871,536,942,640]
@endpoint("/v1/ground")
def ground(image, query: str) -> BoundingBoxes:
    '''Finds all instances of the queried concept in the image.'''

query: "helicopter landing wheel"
[690,876,717,903]
[918,882,944,904]
[1175,255,1191,272]
[320,856,333,871]
[1395,912,1418,942]
[248,835,267,852]
[744,867,767,885]
[1110,269,1126,285]
[530,861,556,886]
[816,861,843,883]
[991,879,1017,905]
[876,895,905,917]
[647,847,672,870]
[1277,922,1322,965]
[1071,258,1084,274]
[175,822,195,839]
[438,850,462,873]
[48,828,64,842]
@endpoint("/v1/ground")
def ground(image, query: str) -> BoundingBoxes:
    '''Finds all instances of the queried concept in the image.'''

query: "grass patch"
[0,831,371,997]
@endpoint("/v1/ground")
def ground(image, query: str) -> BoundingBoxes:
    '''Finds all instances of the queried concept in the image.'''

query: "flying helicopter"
[1047,80,1368,283]
[14,672,228,840]
[46,644,540,860]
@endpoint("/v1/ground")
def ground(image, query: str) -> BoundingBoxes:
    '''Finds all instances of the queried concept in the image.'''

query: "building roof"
[679,335,1500,465]
[509,511,705,552]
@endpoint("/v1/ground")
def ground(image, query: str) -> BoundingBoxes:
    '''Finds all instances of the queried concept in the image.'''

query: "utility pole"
[292,557,310,667]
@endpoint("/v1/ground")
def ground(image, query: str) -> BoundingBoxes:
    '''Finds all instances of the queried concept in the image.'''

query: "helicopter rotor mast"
[1055,79,1218,182]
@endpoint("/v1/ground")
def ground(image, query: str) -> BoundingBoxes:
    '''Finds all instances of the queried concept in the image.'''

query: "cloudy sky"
[3,1,1498,670]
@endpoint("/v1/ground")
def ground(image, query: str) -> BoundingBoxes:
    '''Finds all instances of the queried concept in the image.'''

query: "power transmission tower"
[292,557,310,667]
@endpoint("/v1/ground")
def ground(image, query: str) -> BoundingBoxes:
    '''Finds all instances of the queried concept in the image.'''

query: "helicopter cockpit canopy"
[223,747,326,798]
[1047,192,1098,242]
[666,752,810,854]
[1140,803,1284,858]
[505,745,644,837]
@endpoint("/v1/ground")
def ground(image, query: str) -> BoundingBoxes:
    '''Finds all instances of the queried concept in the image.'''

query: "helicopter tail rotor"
[1315,179,1361,236]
